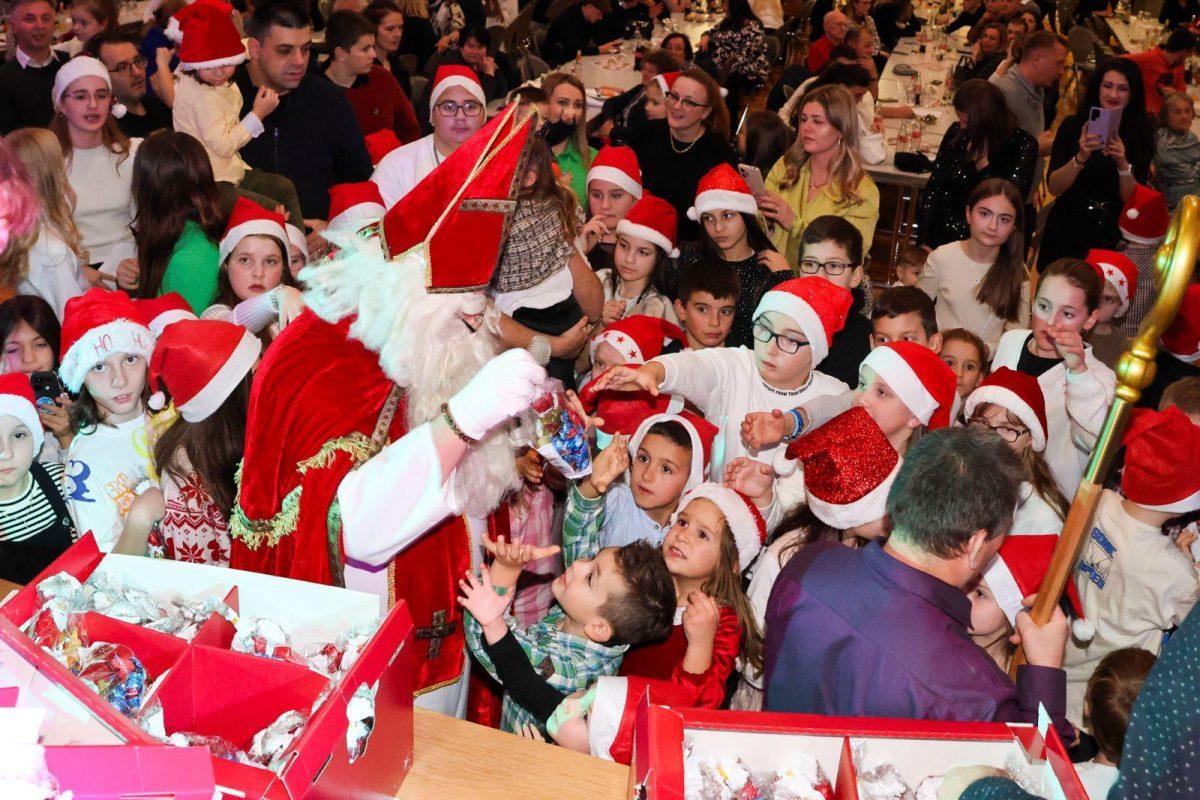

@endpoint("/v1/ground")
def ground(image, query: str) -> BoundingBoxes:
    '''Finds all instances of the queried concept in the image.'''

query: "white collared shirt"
[15,47,58,69]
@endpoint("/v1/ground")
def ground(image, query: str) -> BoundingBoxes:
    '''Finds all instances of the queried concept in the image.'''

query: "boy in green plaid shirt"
[463,531,676,734]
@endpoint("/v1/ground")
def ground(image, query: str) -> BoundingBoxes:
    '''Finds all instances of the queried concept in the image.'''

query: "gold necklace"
[669,129,702,154]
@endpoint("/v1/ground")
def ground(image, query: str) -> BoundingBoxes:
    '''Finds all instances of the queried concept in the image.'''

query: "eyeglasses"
[798,258,857,276]
[435,100,483,117]
[108,55,147,75]
[665,90,708,111]
[63,90,113,104]
[967,417,1028,444]
[752,320,809,355]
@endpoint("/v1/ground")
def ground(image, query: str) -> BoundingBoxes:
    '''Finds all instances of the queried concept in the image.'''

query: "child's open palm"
[741,409,791,450]
[723,457,776,505]
[484,535,562,587]
[590,435,630,494]
[457,568,513,627]
[592,365,658,395]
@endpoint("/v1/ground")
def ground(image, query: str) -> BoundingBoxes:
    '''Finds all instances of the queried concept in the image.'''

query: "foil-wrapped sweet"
[532,392,592,479]
[71,642,147,717]
[231,619,305,666]
[772,753,834,800]
[248,710,308,771]
[853,743,913,800]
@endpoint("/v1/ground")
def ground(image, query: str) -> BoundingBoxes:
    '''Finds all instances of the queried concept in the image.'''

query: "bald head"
[824,11,851,42]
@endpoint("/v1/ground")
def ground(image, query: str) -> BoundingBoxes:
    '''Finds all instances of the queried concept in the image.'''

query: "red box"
[0,533,417,800]
[630,694,1087,800]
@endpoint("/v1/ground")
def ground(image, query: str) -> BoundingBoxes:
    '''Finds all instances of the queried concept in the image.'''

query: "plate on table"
[893,63,918,76]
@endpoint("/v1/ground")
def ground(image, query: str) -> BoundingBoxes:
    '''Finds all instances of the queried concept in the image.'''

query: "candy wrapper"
[853,743,912,800]
[145,594,238,640]
[913,776,943,800]
[696,754,769,800]
[772,753,834,800]
[248,710,308,771]
[530,392,592,479]
[71,642,147,718]
[232,619,306,667]
[168,731,255,766]
[345,682,377,763]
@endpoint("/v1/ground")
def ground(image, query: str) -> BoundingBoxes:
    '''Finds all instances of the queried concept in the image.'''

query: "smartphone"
[1086,106,1122,146]
[737,163,766,196]
[30,371,65,410]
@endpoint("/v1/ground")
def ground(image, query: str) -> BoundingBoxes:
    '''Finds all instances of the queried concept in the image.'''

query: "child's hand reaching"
[583,434,629,496]
[516,448,545,485]
[592,364,658,395]
[457,567,514,644]
[484,535,562,588]
[741,409,794,450]
[723,457,776,506]
[601,298,627,326]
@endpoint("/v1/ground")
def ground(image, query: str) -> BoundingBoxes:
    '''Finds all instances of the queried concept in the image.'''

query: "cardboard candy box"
[0,534,417,800]
[630,695,1089,800]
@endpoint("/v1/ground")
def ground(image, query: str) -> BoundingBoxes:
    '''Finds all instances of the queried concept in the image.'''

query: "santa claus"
[229,107,547,717]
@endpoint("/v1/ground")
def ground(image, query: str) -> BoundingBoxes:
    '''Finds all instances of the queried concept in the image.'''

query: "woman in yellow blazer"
[758,84,880,265]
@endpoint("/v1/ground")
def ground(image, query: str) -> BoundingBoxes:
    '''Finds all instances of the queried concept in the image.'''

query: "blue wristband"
[782,408,804,442]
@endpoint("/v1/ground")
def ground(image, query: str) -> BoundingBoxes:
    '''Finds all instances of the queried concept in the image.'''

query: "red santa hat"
[219,196,288,266]
[171,0,247,71]
[364,129,402,166]
[752,276,853,366]
[285,223,309,267]
[615,194,679,258]
[0,373,44,452]
[671,482,766,569]
[147,319,262,422]
[1085,249,1138,318]
[59,289,155,393]
[589,315,683,365]
[586,146,642,199]
[652,71,679,96]
[628,409,718,493]
[134,293,196,338]
[429,65,486,121]
[964,367,1049,452]
[687,164,759,221]
[1121,406,1200,514]
[327,181,386,233]
[983,534,1092,641]
[860,341,959,430]
[1118,184,1170,245]
[784,406,900,530]
[1162,284,1200,364]
[588,676,697,764]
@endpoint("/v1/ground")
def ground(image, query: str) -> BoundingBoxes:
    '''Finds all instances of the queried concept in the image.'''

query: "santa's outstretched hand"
[447,348,548,440]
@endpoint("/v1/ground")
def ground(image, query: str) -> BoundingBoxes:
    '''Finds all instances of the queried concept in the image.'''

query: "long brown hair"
[968,178,1027,321]
[522,136,580,241]
[952,79,1017,163]
[541,72,593,171]
[704,517,764,673]
[153,371,252,516]
[131,131,223,298]
[50,98,131,168]
[776,84,865,203]
[677,67,730,142]
[972,401,1070,521]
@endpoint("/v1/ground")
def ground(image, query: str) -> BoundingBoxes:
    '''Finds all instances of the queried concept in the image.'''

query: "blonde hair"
[541,72,593,171]
[777,84,866,204]
[396,0,428,18]
[3,128,88,286]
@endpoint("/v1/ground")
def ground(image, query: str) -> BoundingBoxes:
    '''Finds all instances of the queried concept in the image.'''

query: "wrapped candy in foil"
[72,642,147,717]
[914,776,943,800]
[853,743,913,800]
[345,683,377,762]
[145,595,237,640]
[532,392,592,479]
[84,574,162,625]
[248,710,308,771]
[232,619,305,666]
[773,753,834,800]
[168,732,254,765]
[699,755,768,800]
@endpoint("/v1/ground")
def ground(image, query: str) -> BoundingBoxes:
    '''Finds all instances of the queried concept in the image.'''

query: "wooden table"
[395,708,631,800]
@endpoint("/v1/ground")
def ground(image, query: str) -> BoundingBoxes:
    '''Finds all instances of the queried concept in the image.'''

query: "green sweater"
[161,220,220,314]
[555,139,597,210]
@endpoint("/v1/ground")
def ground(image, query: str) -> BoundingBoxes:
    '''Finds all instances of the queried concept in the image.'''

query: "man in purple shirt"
[763,428,1075,744]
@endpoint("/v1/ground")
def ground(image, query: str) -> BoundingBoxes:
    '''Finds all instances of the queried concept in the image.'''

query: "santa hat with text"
[219,196,288,266]
[148,319,262,422]
[983,534,1093,641]
[1085,249,1138,318]
[1121,405,1200,514]
[0,373,44,452]
[59,289,155,393]
[860,341,960,430]
[586,146,642,199]
[1118,184,1170,245]
[616,193,679,258]
[964,367,1049,452]
[752,276,853,366]
[589,315,683,365]
[169,0,247,71]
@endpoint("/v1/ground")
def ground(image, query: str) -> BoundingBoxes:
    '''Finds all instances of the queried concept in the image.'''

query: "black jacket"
[819,287,872,389]
[544,5,606,63]
[0,55,63,134]
[234,67,373,220]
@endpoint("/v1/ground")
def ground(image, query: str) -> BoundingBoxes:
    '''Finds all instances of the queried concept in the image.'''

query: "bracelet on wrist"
[1118,165,1133,176]
[528,334,552,367]
[781,408,805,442]
[440,402,479,445]
[1072,155,1086,167]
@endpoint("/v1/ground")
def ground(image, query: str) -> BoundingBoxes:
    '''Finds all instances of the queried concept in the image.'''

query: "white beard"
[301,235,520,518]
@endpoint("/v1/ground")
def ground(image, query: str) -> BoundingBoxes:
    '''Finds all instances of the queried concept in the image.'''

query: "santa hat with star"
[0,373,44,452]
[672,482,766,570]
[783,406,900,530]
[586,146,642,199]
[134,293,196,338]
[147,319,262,422]
[589,315,684,365]
[219,196,288,266]
[59,289,155,393]
[752,276,853,366]
[964,367,1049,452]
[1085,249,1138,318]
[616,193,679,258]
[1162,284,1200,364]
[860,341,960,431]
[1121,406,1200,514]
[687,164,759,220]
[429,65,485,121]
[1118,184,1170,245]
[327,181,386,234]
[170,0,247,71]
[983,534,1093,642]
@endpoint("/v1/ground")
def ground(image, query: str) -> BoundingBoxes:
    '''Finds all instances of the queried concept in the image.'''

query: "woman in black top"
[1160,0,1200,29]
[621,68,737,242]
[366,0,414,97]
[918,79,1037,250]
[1038,58,1155,268]
[872,0,923,54]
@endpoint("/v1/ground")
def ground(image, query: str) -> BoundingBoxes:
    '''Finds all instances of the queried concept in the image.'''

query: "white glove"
[447,348,547,440]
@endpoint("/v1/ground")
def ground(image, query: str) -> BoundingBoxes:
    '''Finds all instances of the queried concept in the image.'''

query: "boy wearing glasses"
[87,31,172,139]
[796,215,872,388]
[593,276,852,481]
[372,65,488,208]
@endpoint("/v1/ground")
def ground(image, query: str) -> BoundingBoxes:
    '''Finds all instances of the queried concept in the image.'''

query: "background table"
[395,708,630,800]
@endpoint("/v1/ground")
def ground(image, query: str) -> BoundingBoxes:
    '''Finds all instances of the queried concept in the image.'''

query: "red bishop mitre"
[381,105,536,292]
